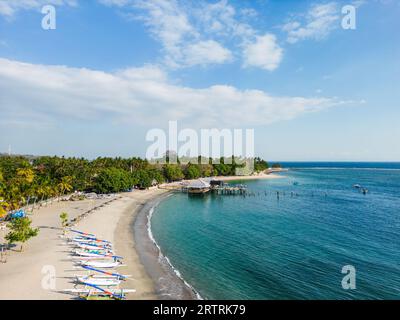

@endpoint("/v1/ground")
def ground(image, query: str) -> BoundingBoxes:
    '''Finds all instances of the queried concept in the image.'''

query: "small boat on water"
[353,184,369,194]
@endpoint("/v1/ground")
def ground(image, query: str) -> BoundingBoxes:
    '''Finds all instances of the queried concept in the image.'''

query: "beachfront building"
[186,179,211,194]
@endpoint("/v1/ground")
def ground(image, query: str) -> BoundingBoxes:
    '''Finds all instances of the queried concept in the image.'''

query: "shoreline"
[0,172,283,300]
[133,191,200,300]
[131,173,285,300]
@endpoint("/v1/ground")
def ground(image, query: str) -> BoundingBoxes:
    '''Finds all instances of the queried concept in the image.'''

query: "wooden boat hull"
[77,276,121,287]
[80,260,122,269]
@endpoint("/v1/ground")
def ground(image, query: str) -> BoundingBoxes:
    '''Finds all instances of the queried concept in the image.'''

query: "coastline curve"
[134,191,201,300]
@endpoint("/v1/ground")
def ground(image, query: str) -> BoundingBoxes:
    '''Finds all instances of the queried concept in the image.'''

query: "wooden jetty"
[213,184,247,195]
[180,179,248,196]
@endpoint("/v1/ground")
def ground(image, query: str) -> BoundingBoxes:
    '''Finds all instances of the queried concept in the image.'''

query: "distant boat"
[353,184,369,194]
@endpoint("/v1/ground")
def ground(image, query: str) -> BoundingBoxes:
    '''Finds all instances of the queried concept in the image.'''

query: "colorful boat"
[76,275,121,287]
[74,249,114,257]
[79,259,123,269]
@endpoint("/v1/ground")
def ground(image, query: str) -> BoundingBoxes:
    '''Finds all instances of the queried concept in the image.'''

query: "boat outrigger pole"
[82,265,127,280]
[70,229,96,237]
[83,283,125,300]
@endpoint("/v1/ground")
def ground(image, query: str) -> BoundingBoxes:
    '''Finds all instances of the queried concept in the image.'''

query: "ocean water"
[151,163,400,299]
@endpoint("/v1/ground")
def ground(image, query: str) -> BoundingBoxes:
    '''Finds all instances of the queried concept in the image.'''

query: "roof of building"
[187,179,211,189]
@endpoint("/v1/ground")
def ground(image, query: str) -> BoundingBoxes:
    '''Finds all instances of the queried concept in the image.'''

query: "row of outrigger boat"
[62,229,136,300]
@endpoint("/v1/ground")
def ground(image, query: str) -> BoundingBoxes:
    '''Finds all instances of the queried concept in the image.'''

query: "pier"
[213,185,247,195]
[165,178,370,199]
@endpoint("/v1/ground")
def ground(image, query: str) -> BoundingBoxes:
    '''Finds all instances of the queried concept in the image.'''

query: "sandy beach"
[0,189,168,300]
[0,173,281,300]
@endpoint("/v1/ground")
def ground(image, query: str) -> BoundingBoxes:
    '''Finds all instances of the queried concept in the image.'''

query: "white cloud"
[283,2,340,43]
[0,0,283,70]
[108,0,274,70]
[134,0,196,54]
[130,0,236,68]
[243,34,283,71]
[240,8,258,18]
[195,0,255,39]
[98,0,131,7]
[0,58,345,129]
[183,40,233,66]
[0,0,77,17]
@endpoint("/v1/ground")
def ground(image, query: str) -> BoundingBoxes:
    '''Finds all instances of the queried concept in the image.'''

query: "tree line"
[0,155,274,215]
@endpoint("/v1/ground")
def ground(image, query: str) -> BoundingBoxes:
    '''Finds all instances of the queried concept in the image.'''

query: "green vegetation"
[60,212,68,228]
[271,163,282,169]
[93,168,134,194]
[184,163,201,180]
[163,164,185,182]
[0,170,8,218]
[0,155,270,213]
[60,212,69,235]
[5,217,39,251]
[254,157,269,172]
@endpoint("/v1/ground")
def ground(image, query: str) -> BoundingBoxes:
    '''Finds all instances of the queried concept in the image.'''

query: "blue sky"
[0,0,399,161]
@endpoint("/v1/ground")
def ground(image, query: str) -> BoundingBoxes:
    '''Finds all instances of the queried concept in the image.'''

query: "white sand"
[0,173,283,300]
[0,189,168,300]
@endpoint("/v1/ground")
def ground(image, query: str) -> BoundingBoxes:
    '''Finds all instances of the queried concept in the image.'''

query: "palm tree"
[3,185,23,211]
[16,167,34,184]
[0,197,8,218]
[57,176,73,201]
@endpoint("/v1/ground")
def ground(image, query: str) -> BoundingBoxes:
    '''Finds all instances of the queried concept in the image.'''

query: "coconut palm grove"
[0,155,271,217]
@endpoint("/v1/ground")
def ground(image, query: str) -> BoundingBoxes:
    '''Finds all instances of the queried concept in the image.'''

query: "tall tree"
[5,217,39,252]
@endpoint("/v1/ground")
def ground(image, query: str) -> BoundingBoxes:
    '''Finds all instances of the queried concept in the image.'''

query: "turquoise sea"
[151,163,400,299]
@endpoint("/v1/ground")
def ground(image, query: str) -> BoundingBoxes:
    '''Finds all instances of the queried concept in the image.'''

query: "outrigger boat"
[63,284,136,300]
[76,242,112,251]
[75,266,130,288]
[74,249,114,257]
[79,259,124,269]
[72,255,122,261]
[70,237,111,245]
[80,265,130,279]
[64,230,135,300]
[76,275,121,287]
[79,284,134,300]
[69,229,96,237]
